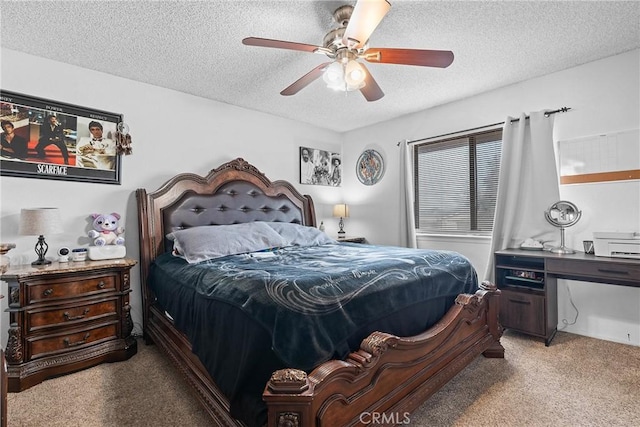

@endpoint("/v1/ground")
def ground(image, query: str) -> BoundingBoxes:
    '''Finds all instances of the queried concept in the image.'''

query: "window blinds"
[414,129,502,235]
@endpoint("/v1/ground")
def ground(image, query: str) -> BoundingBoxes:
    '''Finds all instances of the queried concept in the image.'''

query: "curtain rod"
[399,107,572,146]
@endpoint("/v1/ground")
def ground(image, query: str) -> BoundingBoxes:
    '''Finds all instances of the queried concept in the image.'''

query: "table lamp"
[19,208,64,266]
[332,203,349,236]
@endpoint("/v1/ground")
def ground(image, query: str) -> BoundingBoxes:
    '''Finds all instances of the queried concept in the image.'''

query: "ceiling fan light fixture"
[243,0,450,101]
[345,59,366,86]
[323,61,345,90]
[323,59,366,92]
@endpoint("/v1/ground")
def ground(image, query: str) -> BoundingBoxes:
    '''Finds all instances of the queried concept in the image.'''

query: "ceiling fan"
[242,0,454,102]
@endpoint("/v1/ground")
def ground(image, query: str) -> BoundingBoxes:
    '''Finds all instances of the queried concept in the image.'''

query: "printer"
[593,231,640,259]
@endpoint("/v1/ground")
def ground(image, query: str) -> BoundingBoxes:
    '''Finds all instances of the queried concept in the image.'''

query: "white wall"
[0,48,345,345]
[343,49,640,346]
[1,48,638,348]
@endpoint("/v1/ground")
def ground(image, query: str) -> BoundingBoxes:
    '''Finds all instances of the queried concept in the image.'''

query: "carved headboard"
[136,158,316,326]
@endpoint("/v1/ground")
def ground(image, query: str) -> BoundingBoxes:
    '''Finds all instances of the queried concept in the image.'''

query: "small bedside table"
[337,236,366,244]
[1,258,137,392]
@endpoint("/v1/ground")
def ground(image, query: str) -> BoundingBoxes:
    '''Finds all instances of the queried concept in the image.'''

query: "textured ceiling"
[1,1,639,132]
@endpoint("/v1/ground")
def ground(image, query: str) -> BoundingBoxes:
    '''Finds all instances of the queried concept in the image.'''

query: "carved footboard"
[264,282,503,427]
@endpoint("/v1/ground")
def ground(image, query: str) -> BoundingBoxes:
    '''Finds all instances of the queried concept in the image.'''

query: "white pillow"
[265,222,336,247]
[168,222,288,263]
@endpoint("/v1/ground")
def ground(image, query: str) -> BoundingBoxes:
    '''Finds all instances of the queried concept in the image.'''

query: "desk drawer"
[546,258,640,286]
[500,289,546,336]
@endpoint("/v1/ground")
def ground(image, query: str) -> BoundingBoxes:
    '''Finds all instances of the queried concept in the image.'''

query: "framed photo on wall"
[300,146,341,186]
[0,90,123,184]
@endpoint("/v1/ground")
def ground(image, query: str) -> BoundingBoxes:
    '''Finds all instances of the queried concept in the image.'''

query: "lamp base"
[31,258,52,266]
[31,234,52,266]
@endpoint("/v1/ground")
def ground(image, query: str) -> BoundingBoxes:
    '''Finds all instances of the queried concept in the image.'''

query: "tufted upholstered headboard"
[136,158,316,328]
[161,180,308,249]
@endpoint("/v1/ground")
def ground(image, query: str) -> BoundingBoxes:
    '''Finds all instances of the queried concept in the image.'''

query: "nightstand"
[1,258,137,391]
[337,236,366,244]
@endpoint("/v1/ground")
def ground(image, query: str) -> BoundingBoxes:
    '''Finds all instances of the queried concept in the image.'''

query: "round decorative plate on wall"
[356,149,385,185]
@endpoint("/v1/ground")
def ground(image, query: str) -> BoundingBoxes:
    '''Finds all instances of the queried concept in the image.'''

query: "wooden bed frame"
[136,157,504,427]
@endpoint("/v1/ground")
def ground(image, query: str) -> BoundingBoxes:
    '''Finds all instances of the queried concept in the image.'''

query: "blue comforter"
[150,243,478,370]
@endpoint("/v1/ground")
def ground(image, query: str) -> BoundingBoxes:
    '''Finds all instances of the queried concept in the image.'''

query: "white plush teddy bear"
[88,212,125,246]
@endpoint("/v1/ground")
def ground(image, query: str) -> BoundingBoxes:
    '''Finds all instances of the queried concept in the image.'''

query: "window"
[414,129,502,235]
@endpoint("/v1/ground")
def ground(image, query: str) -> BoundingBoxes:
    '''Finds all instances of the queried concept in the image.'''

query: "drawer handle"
[42,288,53,297]
[597,268,629,275]
[97,281,106,289]
[508,299,531,305]
[63,308,90,321]
[63,333,90,348]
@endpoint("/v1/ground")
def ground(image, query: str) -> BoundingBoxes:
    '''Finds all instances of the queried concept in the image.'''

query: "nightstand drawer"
[26,298,119,333]
[27,275,116,304]
[28,323,118,360]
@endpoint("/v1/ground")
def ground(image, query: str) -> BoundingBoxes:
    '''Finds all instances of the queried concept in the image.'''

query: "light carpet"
[8,331,640,426]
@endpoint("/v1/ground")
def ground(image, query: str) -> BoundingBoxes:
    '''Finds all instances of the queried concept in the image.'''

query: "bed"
[136,157,503,427]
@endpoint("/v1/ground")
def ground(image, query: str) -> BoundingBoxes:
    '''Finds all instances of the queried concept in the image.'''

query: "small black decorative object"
[583,240,595,254]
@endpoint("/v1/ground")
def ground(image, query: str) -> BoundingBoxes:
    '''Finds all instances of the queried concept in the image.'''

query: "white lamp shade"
[323,62,345,91]
[345,60,366,86]
[19,208,64,236]
[332,204,349,218]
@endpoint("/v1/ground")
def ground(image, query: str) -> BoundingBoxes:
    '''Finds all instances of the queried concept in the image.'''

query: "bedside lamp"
[332,203,349,236]
[19,208,64,266]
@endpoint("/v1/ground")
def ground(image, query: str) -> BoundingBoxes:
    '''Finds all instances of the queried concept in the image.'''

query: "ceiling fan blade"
[343,0,391,50]
[242,37,324,53]
[359,63,384,102]
[364,47,454,68]
[281,62,331,96]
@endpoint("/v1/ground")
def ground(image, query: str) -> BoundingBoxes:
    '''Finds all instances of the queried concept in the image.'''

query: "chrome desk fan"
[545,200,582,254]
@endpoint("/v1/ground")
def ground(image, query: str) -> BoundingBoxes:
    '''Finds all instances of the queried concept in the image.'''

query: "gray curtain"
[399,139,417,248]
[484,111,560,282]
